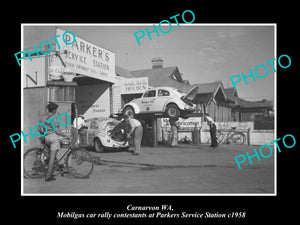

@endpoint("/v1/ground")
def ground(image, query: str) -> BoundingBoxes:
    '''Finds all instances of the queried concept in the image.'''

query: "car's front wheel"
[165,103,180,119]
[94,138,105,153]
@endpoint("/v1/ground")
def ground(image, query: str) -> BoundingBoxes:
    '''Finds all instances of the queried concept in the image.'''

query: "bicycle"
[207,127,246,145]
[24,137,94,179]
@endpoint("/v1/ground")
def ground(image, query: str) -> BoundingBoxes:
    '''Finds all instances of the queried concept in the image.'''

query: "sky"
[23,24,275,101]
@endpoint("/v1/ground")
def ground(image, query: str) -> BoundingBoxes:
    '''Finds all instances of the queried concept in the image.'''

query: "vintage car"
[122,86,199,119]
[78,117,130,153]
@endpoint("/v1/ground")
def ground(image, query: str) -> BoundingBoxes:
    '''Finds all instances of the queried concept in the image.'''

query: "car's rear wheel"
[123,106,135,117]
[94,138,105,153]
[166,103,180,119]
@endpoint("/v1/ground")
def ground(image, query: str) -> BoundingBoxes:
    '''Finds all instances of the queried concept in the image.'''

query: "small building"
[224,87,273,123]
[23,28,116,149]
[180,81,234,122]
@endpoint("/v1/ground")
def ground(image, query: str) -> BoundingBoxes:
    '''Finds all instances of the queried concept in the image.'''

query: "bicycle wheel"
[24,148,47,179]
[216,132,224,144]
[66,148,94,178]
[229,132,245,145]
[207,131,224,144]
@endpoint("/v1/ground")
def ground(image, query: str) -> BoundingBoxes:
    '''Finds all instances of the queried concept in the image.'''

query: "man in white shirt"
[73,115,87,131]
[124,115,143,155]
[169,118,178,147]
[204,113,218,148]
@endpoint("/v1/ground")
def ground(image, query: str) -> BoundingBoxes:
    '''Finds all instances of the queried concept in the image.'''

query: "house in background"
[224,87,274,129]
[131,57,191,90]
[131,58,234,122]
[180,81,234,122]
[116,57,273,126]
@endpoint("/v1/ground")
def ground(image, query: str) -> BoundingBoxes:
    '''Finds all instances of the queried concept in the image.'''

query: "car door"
[78,122,89,147]
[139,90,156,113]
[87,119,99,145]
[152,89,170,112]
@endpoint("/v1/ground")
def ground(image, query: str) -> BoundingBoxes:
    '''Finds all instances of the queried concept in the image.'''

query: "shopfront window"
[49,86,75,102]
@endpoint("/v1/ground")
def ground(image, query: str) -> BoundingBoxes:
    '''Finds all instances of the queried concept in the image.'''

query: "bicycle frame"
[42,143,73,172]
[207,128,246,145]
[218,129,246,145]
[24,134,94,179]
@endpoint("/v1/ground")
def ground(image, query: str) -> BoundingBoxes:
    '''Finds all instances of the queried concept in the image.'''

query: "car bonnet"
[181,86,199,101]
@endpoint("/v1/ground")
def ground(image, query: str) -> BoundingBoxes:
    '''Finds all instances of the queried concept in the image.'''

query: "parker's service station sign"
[53,28,115,83]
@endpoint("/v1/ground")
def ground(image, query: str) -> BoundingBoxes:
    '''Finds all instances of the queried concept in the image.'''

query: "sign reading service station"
[52,28,115,83]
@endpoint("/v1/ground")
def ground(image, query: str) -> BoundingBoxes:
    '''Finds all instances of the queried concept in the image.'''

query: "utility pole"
[125,52,128,69]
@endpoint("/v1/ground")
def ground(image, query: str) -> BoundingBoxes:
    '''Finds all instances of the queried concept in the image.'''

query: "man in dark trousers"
[204,113,218,148]
[169,118,178,147]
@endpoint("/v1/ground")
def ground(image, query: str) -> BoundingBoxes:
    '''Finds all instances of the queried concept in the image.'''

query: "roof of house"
[178,81,228,103]
[224,87,238,99]
[130,66,194,91]
[187,82,223,94]
[235,98,273,109]
[115,65,136,78]
[223,87,273,109]
[131,66,177,84]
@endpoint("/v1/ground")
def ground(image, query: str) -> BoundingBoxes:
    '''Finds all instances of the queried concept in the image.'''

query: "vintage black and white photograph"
[21,24,276,195]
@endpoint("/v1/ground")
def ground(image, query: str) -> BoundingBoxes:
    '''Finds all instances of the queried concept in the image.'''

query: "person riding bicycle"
[38,102,70,182]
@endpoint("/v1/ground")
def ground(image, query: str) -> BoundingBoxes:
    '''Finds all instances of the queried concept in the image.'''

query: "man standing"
[169,118,178,147]
[204,113,218,148]
[38,102,69,182]
[124,115,143,155]
[73,114,87,131]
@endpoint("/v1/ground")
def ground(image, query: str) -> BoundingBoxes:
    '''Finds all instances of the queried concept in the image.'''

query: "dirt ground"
[23,143,275,194]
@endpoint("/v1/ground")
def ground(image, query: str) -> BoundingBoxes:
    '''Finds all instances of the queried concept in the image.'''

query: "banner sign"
[160,117,202,131]
[120,77,148,94]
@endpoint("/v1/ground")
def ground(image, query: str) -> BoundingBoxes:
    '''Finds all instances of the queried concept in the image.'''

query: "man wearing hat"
[38,102,70,182]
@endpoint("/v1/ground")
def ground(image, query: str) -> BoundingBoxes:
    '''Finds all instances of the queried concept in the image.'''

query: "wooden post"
[247,128,251,145]
[194,124,200,144]
[152,118,158,147]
